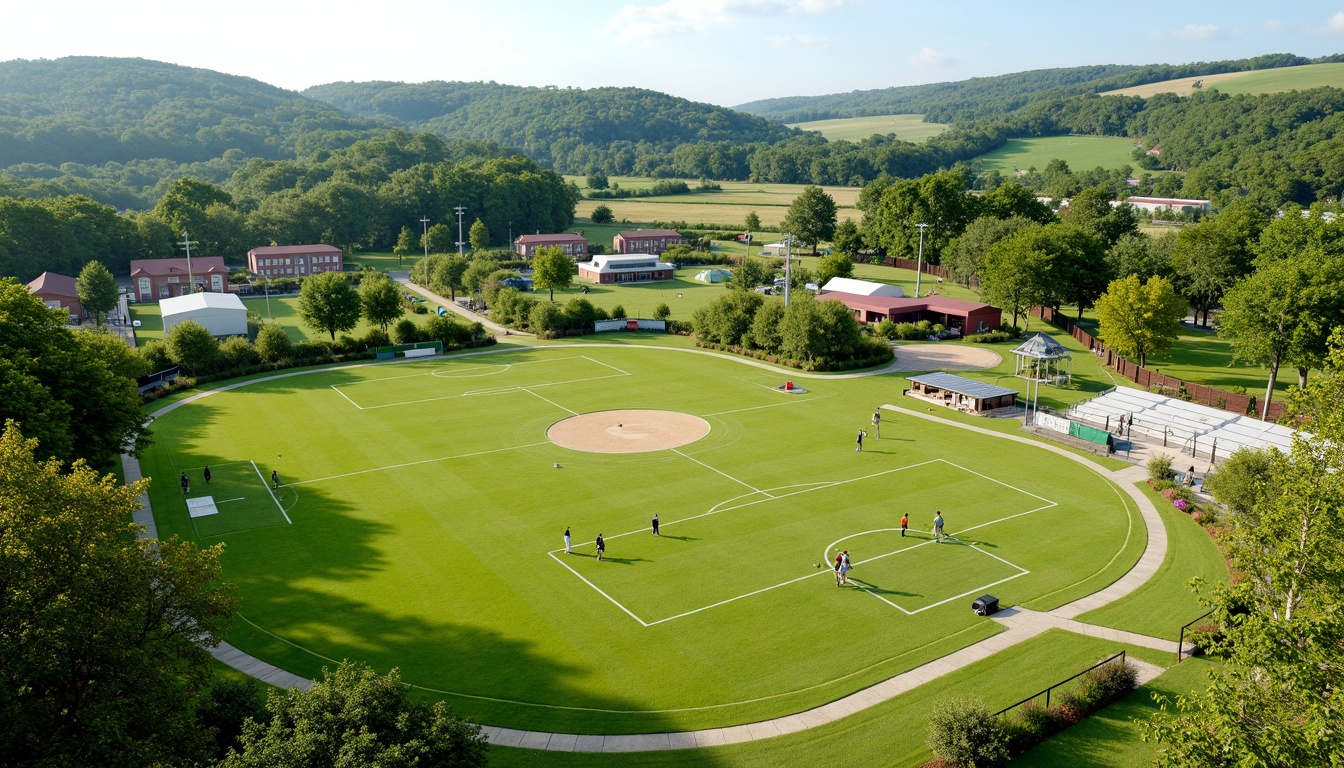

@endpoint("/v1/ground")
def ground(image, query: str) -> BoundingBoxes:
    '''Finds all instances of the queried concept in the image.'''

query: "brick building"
[513,233,589,259]
[130,257,230,303]
[27,272,82,319]
[613,229,683,255]
[247,244,344,278]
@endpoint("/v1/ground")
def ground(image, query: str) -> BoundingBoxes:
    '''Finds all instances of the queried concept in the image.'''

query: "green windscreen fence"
[1069,422,1113,447]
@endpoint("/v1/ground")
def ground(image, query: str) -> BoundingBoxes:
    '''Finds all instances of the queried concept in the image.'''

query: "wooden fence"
[1029,306,1285,422]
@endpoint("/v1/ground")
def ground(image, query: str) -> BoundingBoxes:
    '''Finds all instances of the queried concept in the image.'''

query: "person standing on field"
[856,429,867,451]
[839,550,852,585]
[564,527,572,554]
[271,469,279,489]
[204,465,212,485]
[180,472,189,494]
[872,410,882,439]
[900,513,909,538]
[652,513,660,536]
[833,551,844,586]
[595,533,605,561]
[934,512,945,542]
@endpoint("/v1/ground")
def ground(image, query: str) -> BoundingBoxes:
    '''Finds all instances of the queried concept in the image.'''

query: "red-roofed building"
[818,291,1002,335]
[26,272,82,319]
[130,257,230,303]
[613,229,683,255]
[514,233,589,259]
[247,244,343,279]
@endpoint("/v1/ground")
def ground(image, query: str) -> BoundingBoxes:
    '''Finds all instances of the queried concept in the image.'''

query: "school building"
[130,257,231,303]
[578,254,676,284]
[247,244,344,278]
[513,233,589,259]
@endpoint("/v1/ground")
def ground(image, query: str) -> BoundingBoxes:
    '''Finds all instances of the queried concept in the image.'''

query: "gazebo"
[1012,331,1072,384]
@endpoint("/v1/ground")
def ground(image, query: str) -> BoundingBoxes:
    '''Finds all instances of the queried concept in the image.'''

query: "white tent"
[695,268,733,283]
[160,292,247,337]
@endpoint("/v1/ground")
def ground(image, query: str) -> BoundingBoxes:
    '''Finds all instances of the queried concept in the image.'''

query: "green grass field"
[129,295,434,344]
[1103,62,1344,98]
[569,178,863,229]
[140,344,1140,734]
[786,114,950,143]
[975,136,1143,174]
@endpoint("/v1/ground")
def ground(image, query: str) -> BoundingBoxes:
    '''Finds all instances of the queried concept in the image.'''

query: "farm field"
[974,136,1142,174]
[786,114,950,143]
[139,344,1141,734]
[568,178,863,229]
[1102,62,1344,98]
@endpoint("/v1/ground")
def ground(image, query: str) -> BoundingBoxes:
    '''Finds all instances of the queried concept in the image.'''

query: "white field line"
[216,497,246,504]
[327,356,618,410]
[519,387,579,416]
[547,551,650,626]
[461,372,629,397]
[557,458,1048,626]
[329,385,364,410]
[700,395,830,418]
[581,355,631,376]
[905,571,1031,615]
[940,459,1058,506]
[671,449,770,496]
[251,460,291,524]
[287,442,553,487]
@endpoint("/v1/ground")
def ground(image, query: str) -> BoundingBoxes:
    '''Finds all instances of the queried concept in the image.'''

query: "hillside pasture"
[571,178,863,229]
[1102,62,1344,98]
[974,135,1142,174]
[786,114,950,143]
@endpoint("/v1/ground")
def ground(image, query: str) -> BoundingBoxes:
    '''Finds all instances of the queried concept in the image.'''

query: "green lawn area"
[1103,62,1344,98]
[975,136,1143,174]
[1077,483,1228,641]
[786,114,950,143]
[129,294,435,345]
[569,178,863,229]
[487,630,1188,768]
[141,345,1140,735]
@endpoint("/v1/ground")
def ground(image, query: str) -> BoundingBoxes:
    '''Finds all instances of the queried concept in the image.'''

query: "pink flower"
[1174,499,1189,511]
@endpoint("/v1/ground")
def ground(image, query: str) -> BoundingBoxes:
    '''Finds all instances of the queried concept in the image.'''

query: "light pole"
[420,216,430,262]
[454,205,466,256]
[249,273,272,320]
[914,223,930,298]
[179,231,197,295]
[783,233,793,308]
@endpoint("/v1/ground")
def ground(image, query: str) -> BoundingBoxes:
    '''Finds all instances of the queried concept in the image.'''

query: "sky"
[5,1,1344,107]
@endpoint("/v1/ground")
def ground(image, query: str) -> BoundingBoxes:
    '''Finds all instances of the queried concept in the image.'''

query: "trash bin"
[972,595,1000,616]
[785,380,794,391]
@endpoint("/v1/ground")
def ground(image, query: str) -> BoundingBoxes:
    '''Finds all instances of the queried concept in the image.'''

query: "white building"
[160,292,247,337]
[577,254,676,284]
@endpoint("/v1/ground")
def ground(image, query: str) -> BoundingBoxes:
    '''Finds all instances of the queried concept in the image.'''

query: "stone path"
[122,353,1193,753]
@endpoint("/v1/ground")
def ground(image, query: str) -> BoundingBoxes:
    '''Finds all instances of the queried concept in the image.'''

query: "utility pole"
[178,232,198,294]
[914,223,930,298]
[454,205,466,257]
[783,233,792,308]
[420,216,430,261]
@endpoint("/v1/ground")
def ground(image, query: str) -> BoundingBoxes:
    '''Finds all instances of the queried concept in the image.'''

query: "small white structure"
[160,292,247,337]
[1012,331,1072,385]
[695,268,732,284]
[818,277,905,298]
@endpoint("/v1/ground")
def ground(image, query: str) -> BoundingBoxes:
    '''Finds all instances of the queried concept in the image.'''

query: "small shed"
[160,292,247,337]
[1012,331,1072,384]
[695,268,732,283]
[906,372,1018,414]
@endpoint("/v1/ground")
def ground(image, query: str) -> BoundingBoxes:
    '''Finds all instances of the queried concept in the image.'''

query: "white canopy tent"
[160,292,247,337]
[695,268,732,283]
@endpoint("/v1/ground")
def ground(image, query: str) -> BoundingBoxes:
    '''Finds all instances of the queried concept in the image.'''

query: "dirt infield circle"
[547,410,711,453]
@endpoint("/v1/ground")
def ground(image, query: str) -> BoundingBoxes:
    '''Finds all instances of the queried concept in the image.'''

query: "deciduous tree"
[358,272,404,333]
[297,271,362,341]
[782,186,838,255]
[1095,274,1186,367]
[531,245,576,302]
[165,319,221,375]
[731,256,769,291]
[425,222,454,254]
[979,227,1050,329]
[468,217,489,250]
[75,259,119,326]
[590,204,614,224]
[744,210,761,232]
[814,251,855,288]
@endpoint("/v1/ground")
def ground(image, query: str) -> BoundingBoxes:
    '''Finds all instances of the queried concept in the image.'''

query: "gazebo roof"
[1013,331,1071,360]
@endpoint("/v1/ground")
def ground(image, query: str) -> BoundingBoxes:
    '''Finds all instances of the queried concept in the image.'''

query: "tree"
[1107,231,1175,281]
[297,271,362,341]
[585,169,609,190]
[425,222,454,254]
[590,204,615,224]
[731,256,769,292]
[165,319,221,375]
[359,272,404,333]
[1143,335,1344,766]
[782,186,838,255]
[253,323,293,363]
[531,245,576,301]
[832,218,861,256]
[462,254,499,296]
[152,177,234,242]
[926,696,1009,768]
[744,210,761,232]
[1036,223,1110,320]
[652,302,671,321]
[1066,185,1137,246]
[0,422,236,765]
[393,226,417,266]
[1095,274,1186,367]
[1170,201,1267,327]
[869,170,977,263]
[945,215,1035,287]
[221,661,487,768]
[0,279,148,469]
[1219,253,1344,419]
[814,251,855,288]
[435,254,469,300]
[979,227,1050,329]
[468,217,489,250]
[75,259,118,326]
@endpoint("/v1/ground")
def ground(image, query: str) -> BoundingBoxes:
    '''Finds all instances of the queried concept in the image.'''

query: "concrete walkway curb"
[123,351,1190,753]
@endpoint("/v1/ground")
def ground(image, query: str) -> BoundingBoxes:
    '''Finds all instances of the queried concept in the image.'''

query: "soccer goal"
[374,341,443,359]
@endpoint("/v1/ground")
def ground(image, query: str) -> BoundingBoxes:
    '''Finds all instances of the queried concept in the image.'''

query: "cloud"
[909,47,952,68]
[1258,19,1286,33]
[605,0,847,41]
[1329,12,1344,33]
[1173,24,1221,41]
[769,34,829,50]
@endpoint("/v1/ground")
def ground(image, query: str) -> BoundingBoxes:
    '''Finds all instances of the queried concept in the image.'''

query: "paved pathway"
[393,274,527,337]
[122,350,1192,752]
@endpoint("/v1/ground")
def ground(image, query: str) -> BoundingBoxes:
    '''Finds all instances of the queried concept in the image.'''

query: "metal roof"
[1013,331,1071,359]
[907,372,1019,400]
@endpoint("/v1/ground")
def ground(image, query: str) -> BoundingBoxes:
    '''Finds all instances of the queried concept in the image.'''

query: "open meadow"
[568,178,863,230]
[1102,62,1344,98]
[973,136,1143,174]
[140,344,1142,735]
[785,114,950,143]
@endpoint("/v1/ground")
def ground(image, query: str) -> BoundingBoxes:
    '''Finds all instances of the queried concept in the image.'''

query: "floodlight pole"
[783,233,792,308]
[420,216,430,261]
[454,205,466,256]
[914,223,930,298]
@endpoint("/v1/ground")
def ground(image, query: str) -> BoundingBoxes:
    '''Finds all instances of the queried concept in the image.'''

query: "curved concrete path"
[123,348,1185,752]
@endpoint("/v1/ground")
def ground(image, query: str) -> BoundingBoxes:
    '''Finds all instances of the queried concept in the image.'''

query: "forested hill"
[0,57,377,167]
[736,53,1330,124]
[303,81,800,169]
